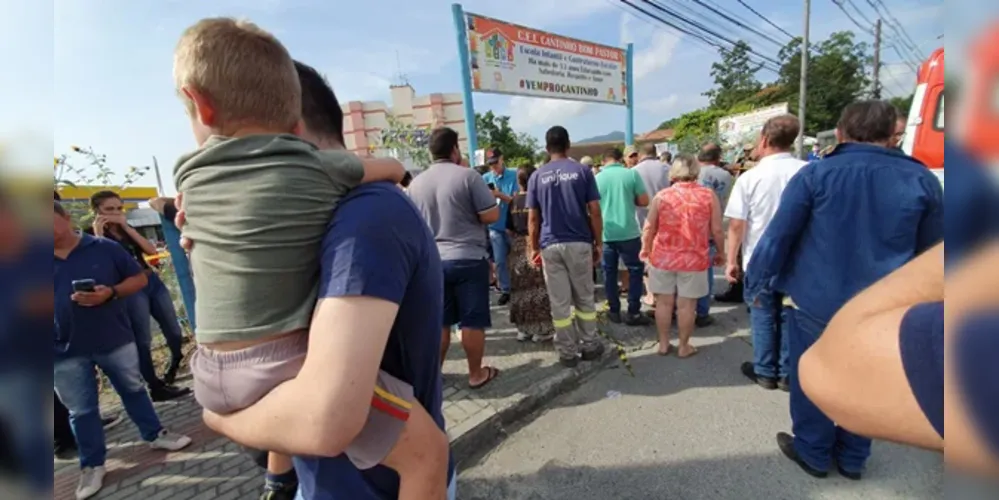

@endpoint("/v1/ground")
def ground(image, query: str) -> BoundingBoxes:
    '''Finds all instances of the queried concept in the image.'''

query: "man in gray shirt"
[632,143,671,230]
[407,127,502,389]
[694,143,734,327]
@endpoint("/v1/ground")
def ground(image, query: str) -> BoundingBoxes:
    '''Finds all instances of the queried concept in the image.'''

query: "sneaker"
[261,488,298,500]
[516,331,532,342]
[163,357,183,386]
[75,466,106,500]
[695,315,715,328]
[149,429,193,451]
[54,442,78,461]
[624,313,652,326]
[532,333,554,343]
[581,343,605,361]
[149,384,191,402]
[101,413,124,430]
[497,293,511,306]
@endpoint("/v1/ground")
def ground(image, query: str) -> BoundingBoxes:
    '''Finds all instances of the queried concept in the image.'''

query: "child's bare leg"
[264,452,298,497]
[380,404,449,500]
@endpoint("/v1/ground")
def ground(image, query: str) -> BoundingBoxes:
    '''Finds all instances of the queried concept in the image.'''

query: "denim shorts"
[442,259,492,329]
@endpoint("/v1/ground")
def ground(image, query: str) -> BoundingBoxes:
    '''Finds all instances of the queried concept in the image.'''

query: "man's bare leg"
[460,327,489,386]
[676,297,699,358]
[439,327,451,369]
[381,403,449,500]
[654,294,675,355]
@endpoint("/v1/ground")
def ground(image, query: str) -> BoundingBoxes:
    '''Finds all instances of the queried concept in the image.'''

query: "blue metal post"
[159,214,196,330]
[452,3,478,156]
[625,42,635,146]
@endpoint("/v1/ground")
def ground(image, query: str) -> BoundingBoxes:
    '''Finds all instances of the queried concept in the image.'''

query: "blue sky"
[26,0,945,193]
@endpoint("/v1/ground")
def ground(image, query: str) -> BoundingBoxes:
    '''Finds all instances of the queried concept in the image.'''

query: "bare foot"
[657,342,672,356]
[677,344,699,358]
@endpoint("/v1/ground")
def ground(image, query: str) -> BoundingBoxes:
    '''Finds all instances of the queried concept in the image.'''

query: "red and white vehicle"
[901,47,944,185]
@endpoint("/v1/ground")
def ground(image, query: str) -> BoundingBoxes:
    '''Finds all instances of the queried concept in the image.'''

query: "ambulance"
[901,47,944,186]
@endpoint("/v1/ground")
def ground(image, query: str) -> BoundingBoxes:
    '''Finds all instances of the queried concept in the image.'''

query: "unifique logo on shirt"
[539,170,580,186]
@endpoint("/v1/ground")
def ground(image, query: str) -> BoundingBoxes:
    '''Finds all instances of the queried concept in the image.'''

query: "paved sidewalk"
[56,282,701,499]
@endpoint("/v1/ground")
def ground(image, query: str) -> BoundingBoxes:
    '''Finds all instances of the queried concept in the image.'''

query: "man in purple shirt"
[526,126,605,367]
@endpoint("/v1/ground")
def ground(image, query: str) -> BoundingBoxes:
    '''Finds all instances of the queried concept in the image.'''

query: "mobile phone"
[72,279,96,293]
[487,182,496,190]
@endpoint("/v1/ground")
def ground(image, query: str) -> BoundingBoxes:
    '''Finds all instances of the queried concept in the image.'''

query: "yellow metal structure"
[56,185,158,210]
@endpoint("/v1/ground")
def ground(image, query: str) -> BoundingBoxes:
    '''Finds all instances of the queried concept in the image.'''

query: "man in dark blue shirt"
[53,202,192,499]
[745,100,944,480]
[201,183,454,499]
[526,125,605,367]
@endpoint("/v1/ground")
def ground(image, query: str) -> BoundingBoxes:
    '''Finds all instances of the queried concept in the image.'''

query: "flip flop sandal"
[469,366,500,390]
[658,344,672,356]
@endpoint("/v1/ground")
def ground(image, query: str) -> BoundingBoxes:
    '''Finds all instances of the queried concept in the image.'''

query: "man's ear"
[182,86,216,127]
[291,119,305,137]
[834,128,844,144]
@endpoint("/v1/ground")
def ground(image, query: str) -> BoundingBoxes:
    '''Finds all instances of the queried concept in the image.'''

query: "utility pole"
[872,19,882,99]
[796,0,810,159]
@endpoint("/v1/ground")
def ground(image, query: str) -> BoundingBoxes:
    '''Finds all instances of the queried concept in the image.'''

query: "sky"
[15,0,945,193]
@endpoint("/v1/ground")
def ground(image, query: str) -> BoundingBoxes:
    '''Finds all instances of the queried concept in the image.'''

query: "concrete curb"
[450,337,651,468]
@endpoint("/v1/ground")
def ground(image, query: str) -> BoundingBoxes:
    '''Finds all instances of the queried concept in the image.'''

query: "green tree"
[702,41,764,110]
[54,146,150,226]
[475,111,540,166]
[378,115,432,169]
[888,94,915,114]
[773,31,871,134]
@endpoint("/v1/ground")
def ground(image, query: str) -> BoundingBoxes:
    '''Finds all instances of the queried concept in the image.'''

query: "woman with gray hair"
[639,154,725,357]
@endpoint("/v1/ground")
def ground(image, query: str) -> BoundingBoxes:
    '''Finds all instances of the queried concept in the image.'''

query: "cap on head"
[485,147,502,165]
[743,143,755,151]
[623,145,638,158]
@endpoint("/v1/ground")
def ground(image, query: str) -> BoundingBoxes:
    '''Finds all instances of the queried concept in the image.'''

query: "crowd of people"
[45,15,974,500]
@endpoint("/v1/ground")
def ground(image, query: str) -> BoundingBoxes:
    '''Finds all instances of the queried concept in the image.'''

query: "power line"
[831,0,874,35]
[618,0,782,73]
[639,0,783,67]
[844,0,876,27]
[866,0,925,59]
[683,0,789,47]
[735,0,796,40]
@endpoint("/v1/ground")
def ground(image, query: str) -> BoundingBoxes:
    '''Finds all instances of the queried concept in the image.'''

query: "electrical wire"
[830,0,875,35]
[865,0,925,59]
[639,0,783,67]
[682,0,789,47]
[735,0,797,40]
[618,0,782,74]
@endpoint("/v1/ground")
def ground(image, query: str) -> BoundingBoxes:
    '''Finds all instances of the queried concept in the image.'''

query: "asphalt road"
[457,329,947,500]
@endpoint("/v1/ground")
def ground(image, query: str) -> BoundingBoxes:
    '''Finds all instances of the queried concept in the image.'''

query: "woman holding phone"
[88,191,189,401]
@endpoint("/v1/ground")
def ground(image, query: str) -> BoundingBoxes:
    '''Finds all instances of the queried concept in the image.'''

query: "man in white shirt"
[723,115,807,392]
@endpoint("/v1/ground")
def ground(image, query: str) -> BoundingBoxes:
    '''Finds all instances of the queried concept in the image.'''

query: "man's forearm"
[726,221,745,267]
[588,211,603,246]
[528,211,541,251]
[115,273,148,298]
[204,376,363,457]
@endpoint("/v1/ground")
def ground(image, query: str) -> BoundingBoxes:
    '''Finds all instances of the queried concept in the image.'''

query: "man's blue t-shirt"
[293,182,453,500]
[481,167,518,232]
[901,302,999,456]
[525,158,600,248]
[54,233,143,359]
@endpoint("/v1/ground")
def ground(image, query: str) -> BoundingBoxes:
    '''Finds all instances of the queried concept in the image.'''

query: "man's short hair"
[173,18,301,131]
[54,201,67,217]
[836,100,898,144]
[640,143,657,157]
[761,114,800,151]
[697,143,723,164]
[604,147,624,162]
[659,151,673,164]
[429,127,460,161]
[545,126,570,154]
[295,60,345,147]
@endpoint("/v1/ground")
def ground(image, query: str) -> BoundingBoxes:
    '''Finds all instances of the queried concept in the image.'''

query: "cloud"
[641,94,680,113]
[508,97,592,131]
[632,31,683,80]
[879,62,919,97]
